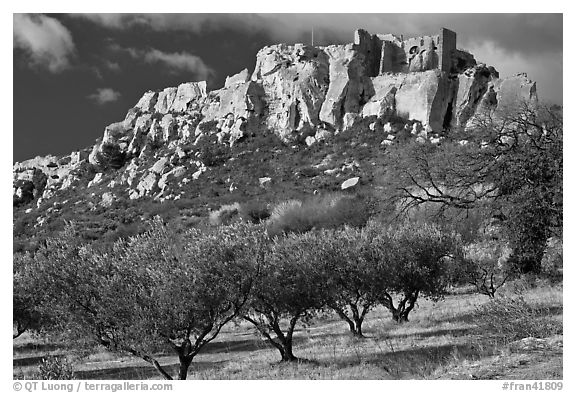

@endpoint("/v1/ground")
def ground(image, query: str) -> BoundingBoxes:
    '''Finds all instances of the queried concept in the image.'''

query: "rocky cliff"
[13,28,538,226]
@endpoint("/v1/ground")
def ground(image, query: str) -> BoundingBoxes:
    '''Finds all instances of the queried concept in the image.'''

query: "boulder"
[136,172,158,196]
[259,177,272,187]
[87,173,104,188]
[342,113,361,131]
[341,177,360,190]
[150,157,169,174]
[315,129,332,142]
[101,192,115,207]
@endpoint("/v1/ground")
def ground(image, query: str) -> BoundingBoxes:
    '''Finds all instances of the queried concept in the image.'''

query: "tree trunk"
[243,312,301,362]
[176,338,195,380]
[177,357,192,380]
[353,321,363,337]
[390,291,419,323]
[330,303,370,338]
[279,340,298,361]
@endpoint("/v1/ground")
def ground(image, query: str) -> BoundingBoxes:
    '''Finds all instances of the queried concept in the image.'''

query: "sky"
[13,13,563,162]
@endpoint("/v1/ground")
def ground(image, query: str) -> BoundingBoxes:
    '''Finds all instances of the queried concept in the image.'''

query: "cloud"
[87,88,121,104]
[104,60,121,72]
[14,14,76,73]
[123,47,215,80]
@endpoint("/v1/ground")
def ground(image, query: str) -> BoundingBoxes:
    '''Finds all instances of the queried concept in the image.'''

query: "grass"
[13,283,562,380]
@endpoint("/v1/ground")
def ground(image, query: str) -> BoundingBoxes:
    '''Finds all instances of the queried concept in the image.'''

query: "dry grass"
[13,283,562,380]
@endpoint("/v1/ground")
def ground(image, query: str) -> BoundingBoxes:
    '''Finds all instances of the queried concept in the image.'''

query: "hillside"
[13,27,538,248]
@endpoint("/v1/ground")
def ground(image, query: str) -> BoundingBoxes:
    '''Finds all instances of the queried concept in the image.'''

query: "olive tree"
[26,220,265,380]
[13,253,46,338]
[243,231,326,361]
[372,222,461,322]
[314,224,387,337]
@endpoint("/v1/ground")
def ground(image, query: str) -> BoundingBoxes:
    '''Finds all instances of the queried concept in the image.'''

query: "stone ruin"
[354,27,476,76]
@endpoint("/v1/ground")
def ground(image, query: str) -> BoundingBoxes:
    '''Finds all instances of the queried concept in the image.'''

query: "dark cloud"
[13,13,562,163]
[71,13,562,56]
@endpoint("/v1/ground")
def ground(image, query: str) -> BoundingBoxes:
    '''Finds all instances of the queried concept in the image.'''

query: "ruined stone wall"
[364,28,458,75]
[438,28,456,72]
[353,29,383,77]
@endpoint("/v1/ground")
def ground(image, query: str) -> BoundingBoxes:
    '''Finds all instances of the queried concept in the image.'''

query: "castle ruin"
[353,27,476,76]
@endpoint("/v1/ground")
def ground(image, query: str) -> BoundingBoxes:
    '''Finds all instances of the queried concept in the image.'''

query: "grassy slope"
[13,284,562,380]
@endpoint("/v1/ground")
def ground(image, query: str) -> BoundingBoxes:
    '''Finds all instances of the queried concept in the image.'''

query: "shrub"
[266,193,372,236]
[473,295,562,343]
[96,143,127,170]
[462,239,513,298]
[541,237,563,280]
[209,203,241,225]
[239,200,271,223]
[37,356,75,380]
[199,143,230,167]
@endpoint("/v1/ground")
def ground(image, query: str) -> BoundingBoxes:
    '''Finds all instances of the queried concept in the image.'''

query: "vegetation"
[243,232,327,361]
[372,222,461,322]
[473,294,562,343]
[383,104,562,275]
[13,103,562,379]
[314,225,384,337]
[462,239,513,298]
[266,193,374,236]
[19,221,266,380]
[37,356,76,380]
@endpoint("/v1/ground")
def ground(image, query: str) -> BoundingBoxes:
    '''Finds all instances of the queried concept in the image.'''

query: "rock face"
[319,44,373,129]
[252,43,330,140]
[13,27,539,209]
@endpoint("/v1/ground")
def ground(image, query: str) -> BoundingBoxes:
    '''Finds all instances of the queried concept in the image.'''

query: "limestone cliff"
[13,27,538,213]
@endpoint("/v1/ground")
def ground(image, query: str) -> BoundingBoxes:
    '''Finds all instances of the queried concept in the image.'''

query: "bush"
[209,203,241,225]
[199,143,230,167]
[541,237,563,280]
[37,356,75,380]
[96,143,127,170]
[266,193,372,236]
[239,200,271,223]
[462,239,513,298]
[473,295,562,343]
